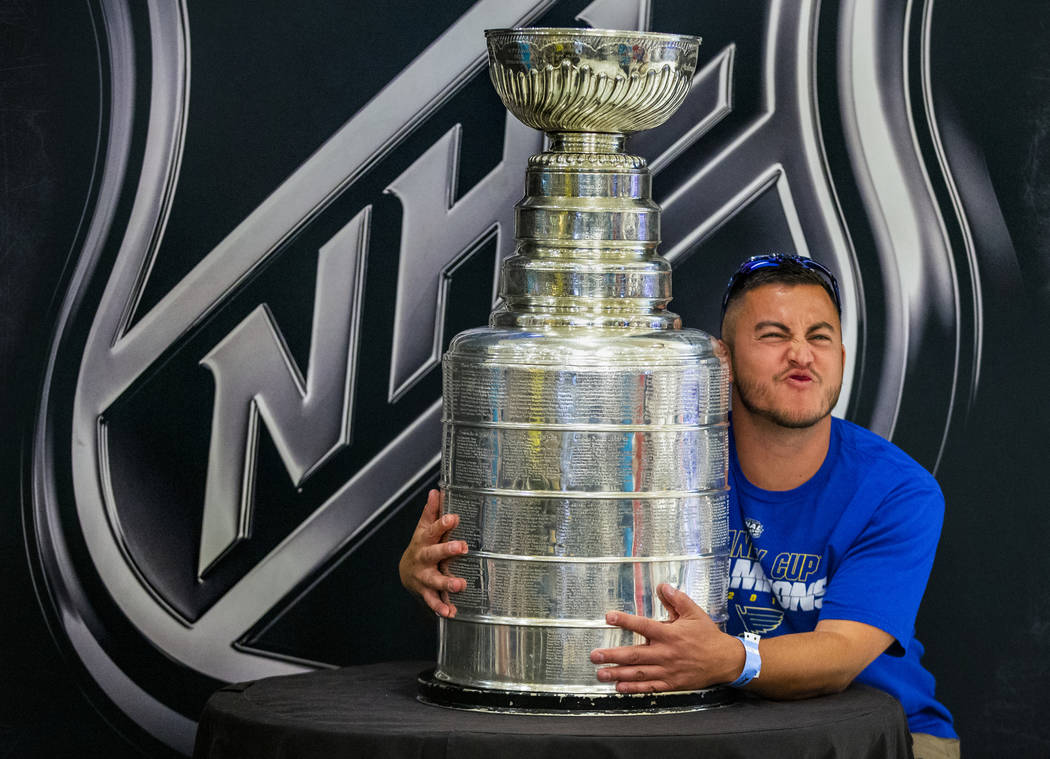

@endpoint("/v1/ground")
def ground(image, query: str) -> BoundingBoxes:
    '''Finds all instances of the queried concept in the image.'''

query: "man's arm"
[590,583,892,698]
[398,489,468,617]
[743,618,893,698]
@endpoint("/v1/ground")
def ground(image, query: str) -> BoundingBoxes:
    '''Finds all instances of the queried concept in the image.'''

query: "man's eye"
[810,334,832,342]
[759,332,787,340]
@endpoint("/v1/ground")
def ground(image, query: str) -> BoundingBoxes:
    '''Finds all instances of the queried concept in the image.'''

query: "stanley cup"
[427,27,731,709]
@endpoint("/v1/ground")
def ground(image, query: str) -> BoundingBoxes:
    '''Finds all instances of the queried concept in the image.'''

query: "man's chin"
[737,395,833,429]
[758,409,828,429]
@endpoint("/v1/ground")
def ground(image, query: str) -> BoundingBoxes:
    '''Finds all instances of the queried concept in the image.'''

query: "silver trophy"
[420,27,731,712]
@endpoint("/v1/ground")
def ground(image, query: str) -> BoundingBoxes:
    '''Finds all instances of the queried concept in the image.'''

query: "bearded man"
[400,255,958,758]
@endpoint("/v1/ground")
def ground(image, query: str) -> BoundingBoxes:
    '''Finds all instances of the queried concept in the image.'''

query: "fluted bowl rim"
[483,27,701,134]
[484,26,701,45]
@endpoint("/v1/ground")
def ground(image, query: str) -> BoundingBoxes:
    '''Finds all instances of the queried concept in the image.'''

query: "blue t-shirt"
[725,417,956,739]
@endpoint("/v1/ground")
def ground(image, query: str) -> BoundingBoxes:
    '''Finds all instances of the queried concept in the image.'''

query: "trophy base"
[416,669,734,715]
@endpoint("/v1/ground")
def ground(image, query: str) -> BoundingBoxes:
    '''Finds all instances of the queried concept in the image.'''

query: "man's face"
[723,283,844,429]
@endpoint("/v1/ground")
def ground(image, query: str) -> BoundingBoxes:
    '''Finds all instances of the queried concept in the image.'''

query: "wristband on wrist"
[728,632,761,688]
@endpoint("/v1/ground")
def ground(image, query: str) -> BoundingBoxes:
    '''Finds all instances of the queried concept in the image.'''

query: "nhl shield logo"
[24,0,977,753]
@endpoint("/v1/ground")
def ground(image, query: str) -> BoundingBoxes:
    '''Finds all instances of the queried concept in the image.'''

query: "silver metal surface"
[436,27,730,697]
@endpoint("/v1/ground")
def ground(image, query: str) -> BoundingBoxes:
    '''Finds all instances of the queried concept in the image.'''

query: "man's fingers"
[421,539,468,564]
[595,666,671,691]
[421,589,451,618]
[657,583,710,622]
[440,589,458,618]
[657,583,686,615]
[413,489,446,535]
[418,489,442,524]
[418,567,466,594]
[589,644,654,666]
[401,490,464,602]
[603,610,664,640]
[425,512,460,541]
[613,679,673,694]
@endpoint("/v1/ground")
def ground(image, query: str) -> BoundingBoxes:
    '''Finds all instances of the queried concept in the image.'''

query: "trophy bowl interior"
[485,27,701,135]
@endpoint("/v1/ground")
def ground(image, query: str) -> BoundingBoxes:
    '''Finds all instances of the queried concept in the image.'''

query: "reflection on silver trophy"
[427,27,731,711]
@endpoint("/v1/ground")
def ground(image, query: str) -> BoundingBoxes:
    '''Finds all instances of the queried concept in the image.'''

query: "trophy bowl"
[484,28,701,134]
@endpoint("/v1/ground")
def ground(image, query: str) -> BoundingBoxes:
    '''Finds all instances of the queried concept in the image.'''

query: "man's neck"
[732,399,832,491]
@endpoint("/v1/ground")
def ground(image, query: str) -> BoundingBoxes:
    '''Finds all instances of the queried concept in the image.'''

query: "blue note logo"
[736,605,784,635]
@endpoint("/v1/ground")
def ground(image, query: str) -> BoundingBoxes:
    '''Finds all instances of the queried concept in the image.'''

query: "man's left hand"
[589,583,744,693]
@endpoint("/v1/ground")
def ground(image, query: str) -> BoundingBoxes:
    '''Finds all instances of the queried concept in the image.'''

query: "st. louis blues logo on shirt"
[736,605,784,634]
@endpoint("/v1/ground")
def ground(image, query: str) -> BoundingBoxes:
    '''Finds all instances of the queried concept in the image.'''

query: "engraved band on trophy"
[418,27,732,712]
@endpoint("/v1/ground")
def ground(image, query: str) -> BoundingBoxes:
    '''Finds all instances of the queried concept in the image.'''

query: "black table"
[193,660,912,758]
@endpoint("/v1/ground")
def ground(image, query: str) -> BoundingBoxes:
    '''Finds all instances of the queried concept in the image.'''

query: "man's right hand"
[398,489,468,618]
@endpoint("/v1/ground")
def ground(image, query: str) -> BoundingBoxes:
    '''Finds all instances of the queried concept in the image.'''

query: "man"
[400,255,957,757]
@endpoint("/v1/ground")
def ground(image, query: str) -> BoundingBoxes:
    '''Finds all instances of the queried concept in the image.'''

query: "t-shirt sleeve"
[818,468,945,654]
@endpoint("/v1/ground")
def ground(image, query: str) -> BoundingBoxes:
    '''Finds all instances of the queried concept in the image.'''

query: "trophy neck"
[490,138,678,331]
[546,131,627,154]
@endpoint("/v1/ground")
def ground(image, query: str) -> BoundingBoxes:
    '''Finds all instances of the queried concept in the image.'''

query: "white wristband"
[728,632,761,687]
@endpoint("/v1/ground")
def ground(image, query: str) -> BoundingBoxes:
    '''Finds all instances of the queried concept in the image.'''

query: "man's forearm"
[738,620,893,700]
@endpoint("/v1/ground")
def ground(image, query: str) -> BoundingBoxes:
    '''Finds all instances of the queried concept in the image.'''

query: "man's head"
[720,255,844,429]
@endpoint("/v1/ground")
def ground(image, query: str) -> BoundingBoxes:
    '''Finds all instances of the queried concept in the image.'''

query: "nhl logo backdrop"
[6,0,1050,755]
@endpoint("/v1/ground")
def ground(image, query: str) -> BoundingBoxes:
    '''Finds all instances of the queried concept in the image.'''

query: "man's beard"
[733,370,842,429]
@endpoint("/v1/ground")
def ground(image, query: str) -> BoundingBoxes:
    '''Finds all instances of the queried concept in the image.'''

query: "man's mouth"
[784,372,814,383]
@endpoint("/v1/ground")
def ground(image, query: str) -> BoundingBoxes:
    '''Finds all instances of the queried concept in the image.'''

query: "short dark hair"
[720,254,841,325]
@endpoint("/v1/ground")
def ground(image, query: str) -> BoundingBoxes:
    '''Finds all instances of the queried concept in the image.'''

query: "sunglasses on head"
[720,254,842,320]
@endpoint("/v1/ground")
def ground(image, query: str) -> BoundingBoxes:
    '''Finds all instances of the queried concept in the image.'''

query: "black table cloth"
[193,660,912,758]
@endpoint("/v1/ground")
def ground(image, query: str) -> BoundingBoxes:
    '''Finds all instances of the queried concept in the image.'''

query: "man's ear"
[715,338,733,384]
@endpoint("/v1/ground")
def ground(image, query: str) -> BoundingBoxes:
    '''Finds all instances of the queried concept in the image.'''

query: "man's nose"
[787,339,813,364]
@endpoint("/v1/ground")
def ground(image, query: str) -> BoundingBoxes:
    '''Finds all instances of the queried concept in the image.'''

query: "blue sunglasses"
[720,254,842,320]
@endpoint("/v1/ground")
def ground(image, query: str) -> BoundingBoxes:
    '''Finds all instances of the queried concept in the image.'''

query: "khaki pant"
[911,732,961,759]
